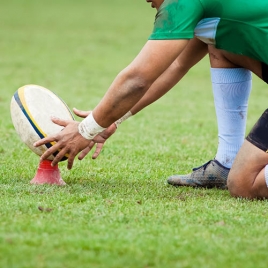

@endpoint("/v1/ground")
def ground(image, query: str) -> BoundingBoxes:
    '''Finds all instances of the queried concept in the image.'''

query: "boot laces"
[192,160,214,172]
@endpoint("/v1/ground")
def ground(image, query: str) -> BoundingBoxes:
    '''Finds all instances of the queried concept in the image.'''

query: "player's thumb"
[73,107,91,118]
[50,116,71,127]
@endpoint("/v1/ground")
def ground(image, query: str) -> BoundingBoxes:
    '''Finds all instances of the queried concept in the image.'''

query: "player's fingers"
[78,142,95,160]
[39,142,62,162]
[67,153,76,170]
[73,108,91,118]
[92,143,104,159]
[50,117,73,127]
[78,150,88,160]
[50,148,69,166]
[34,136,58,147]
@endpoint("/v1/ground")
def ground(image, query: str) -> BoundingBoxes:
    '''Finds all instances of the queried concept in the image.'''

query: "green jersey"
[149,0,268,64]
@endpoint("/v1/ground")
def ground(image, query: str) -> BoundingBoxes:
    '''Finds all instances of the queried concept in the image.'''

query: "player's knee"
[227,174,243,197]
[227,173,255,199]
[227,174,265,199]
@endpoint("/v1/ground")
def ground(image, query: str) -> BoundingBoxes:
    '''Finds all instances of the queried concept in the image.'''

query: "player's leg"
[167,47,252,189]
[212,67,252,168]
[204,46,268,199]
[228,114,268,199]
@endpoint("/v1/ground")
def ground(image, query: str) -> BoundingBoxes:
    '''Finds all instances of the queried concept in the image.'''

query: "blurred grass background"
[1,1,268,267]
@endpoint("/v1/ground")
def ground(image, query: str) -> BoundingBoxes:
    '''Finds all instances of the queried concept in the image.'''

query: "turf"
[1,1,268,267]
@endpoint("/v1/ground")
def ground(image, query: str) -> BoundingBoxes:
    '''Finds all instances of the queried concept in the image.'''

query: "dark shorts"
[262,62,268,84]
[246,109,268,153]
[246,64,268,151]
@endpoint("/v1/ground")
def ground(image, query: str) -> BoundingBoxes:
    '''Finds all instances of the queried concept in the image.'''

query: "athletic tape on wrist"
[115,111,132,128]
[78,113,106,140]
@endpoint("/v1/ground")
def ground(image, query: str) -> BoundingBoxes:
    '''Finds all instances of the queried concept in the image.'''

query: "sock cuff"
[211,68,252,84]
[215,143,244,168]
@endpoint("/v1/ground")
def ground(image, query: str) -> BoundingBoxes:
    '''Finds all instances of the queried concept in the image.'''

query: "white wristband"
[78,113,106,140]
[115,111,132,128]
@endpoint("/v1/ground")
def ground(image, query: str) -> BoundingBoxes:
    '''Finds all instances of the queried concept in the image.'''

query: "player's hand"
[33,117,93,169]
[73,108,117,160]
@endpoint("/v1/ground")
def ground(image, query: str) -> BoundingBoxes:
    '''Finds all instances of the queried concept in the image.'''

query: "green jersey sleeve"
[149,0,204,40]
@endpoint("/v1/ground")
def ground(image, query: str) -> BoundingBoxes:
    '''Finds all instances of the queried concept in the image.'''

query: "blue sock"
[211,68,252,168]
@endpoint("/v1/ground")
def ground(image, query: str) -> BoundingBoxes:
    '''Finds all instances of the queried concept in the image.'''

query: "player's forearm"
[112,38,208,127]
[93,68,151,127]
[80,40,189,138]
[130,60,188,115]
[130,38,208,115]
[90,40,189,128]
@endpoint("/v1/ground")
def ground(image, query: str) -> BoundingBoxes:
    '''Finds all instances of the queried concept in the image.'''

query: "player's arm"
[74,38,208,159]
[34,39,189,169]
[130,37,207,115]
[93,39,190,127]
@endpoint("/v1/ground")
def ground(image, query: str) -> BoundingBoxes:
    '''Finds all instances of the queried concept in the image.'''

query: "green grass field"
[1,1,268,267]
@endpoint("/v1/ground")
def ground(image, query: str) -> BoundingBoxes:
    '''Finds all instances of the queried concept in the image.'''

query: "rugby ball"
[10,84,74,160]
